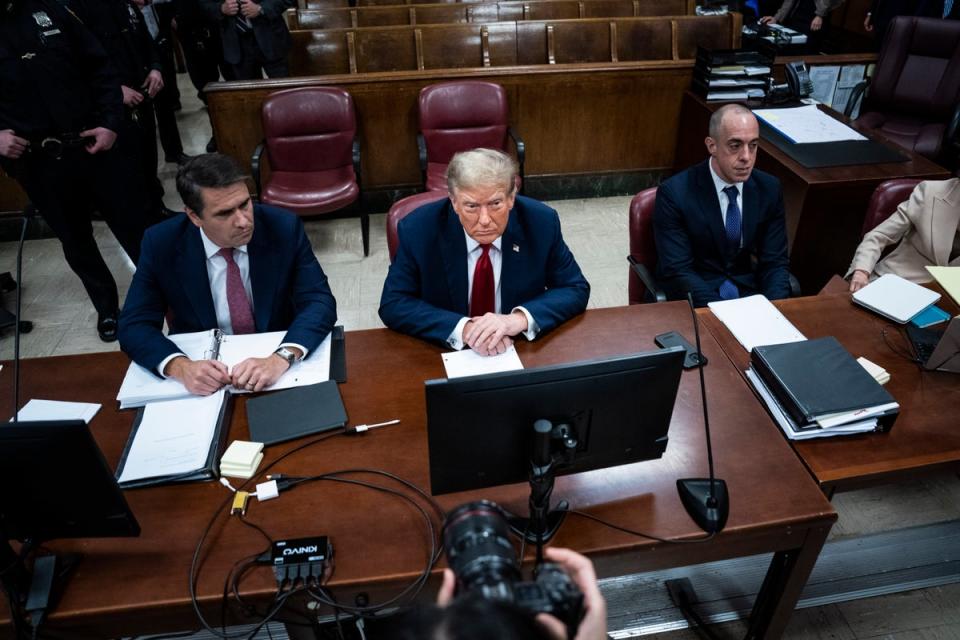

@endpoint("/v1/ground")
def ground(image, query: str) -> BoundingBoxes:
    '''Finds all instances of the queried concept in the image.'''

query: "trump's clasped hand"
[462,310,529,356]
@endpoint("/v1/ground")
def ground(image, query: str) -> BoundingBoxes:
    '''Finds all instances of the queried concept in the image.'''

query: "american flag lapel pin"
[512,244,520,253]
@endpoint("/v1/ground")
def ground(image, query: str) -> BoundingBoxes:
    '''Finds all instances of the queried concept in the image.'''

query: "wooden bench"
[286,14,736,75]
[287,0,694,30]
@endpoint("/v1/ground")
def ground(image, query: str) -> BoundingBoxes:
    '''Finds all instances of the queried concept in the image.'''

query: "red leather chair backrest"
[862,178,923,235]
[869,17,960,119]
[419,81,509,165]
[387,191,449,262]
[628,187,658,305]
[261,87,356,173]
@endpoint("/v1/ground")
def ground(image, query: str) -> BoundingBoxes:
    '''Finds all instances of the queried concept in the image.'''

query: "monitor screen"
[0,420,140,542]
[426,347,686,495]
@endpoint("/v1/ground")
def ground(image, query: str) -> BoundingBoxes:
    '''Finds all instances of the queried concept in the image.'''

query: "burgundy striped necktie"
[217,247,255,334]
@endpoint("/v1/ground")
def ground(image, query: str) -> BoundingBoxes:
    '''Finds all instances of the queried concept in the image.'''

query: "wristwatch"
[274,347,299,365]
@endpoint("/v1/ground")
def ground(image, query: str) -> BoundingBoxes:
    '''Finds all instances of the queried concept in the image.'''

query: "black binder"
[115,393,234,489]
[750,337,899,432]
[246,380,348,446]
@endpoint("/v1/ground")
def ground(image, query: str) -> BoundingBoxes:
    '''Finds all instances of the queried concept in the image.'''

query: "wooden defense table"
[700,287,960,496]
[673,90,951,295]
[0,303,835,639]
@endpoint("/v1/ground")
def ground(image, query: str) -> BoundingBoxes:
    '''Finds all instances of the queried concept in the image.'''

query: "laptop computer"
[906,317,960,373]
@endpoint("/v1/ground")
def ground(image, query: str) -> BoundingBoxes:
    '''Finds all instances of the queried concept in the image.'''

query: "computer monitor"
[0,420,140,542]
[425,347,686,495]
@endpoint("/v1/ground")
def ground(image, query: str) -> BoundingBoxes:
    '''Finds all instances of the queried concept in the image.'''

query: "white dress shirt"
[708,159,744,248]
[157,229,306,376]
[447,232,539,350]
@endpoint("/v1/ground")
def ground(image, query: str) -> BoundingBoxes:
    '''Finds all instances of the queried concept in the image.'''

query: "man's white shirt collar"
[708,158,744,200]
[199,228,249,260]
[463,231,503,253]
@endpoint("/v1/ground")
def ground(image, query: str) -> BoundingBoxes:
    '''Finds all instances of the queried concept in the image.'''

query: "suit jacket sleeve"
[515,214,590,334]
[378,221,465,346]
[846,181,924,278]
[258,0,296,19]
[200,0,225,24]
[118,231,185,376]
[754,186,792,300]
[653,181,723,306]
[279,217,337,354]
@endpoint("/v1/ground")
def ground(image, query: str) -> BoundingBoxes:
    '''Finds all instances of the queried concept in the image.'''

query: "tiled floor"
[1,74,959,639]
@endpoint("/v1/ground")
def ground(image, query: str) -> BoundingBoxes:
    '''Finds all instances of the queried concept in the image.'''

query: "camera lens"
[442,500,520,602]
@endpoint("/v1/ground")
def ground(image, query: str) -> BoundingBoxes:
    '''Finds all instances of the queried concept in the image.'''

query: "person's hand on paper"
[759,15,776,24]
[231,354,290,392]
[164,357,230,395]
[810,15,823,31]
[462,311,525,356]
[849,269,870,293]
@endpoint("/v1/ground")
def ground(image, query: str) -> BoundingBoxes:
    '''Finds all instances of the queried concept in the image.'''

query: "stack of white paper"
[441,345,524,379]
[12,399,101,423]
[708,295,807,352]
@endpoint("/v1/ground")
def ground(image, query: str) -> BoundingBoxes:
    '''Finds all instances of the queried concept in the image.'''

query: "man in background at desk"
[379,148,589,356]
[118,153,337,395]
[654,104,791,307]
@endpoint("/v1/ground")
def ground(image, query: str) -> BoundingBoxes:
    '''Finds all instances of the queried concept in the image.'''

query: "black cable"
[568,510,716,544]
[12,212,28,424]
[881,327,921,364]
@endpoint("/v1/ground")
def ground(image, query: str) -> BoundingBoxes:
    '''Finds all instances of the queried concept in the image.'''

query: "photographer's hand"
[536,548,607,640]
[436,568,456,606]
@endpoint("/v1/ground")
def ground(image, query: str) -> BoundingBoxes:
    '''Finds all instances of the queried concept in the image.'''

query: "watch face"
[276,348,295,363]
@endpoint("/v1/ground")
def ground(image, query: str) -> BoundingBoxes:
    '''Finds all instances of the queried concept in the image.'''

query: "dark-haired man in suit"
[379,148,590,356]
[653,104,791,307]
[119,153,337,394]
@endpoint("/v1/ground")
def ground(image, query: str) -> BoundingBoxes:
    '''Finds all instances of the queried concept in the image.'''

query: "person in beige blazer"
[848,178,960,292]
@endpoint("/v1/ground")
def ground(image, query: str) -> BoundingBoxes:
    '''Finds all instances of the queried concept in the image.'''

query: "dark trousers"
[154,39,185,160]
[231,30,289,80]
[124,102,167,213]
[177,24,232,101]
[8,145,155,315]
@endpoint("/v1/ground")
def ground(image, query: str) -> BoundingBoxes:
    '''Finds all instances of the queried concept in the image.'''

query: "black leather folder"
[116,393,234,489]
[246,380,348,446]
[750,336,899,431]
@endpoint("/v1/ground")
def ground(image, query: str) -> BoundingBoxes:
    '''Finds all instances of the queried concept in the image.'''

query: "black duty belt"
[30,132,90,159]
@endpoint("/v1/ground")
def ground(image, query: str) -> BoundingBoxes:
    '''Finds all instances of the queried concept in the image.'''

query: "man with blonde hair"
[380,148,589,355]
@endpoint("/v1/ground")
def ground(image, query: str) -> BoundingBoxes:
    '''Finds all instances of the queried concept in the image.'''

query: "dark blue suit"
[653,160,791,307]
[379,196,590,346]
[119,204,337,374]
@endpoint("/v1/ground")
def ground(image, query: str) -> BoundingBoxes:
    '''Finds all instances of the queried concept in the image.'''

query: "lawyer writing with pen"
[118,153,337,395]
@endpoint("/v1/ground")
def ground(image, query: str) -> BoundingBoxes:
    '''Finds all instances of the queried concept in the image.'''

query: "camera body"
[443,500,584,634]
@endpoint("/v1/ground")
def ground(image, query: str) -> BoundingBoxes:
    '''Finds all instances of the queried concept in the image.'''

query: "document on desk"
[116,390,226,485]
[927,266,960,306]
[11,399,101,423]
[753,105,866,144]
[116,330,332,408]
[442,345,523,379]
[708,295,806,353]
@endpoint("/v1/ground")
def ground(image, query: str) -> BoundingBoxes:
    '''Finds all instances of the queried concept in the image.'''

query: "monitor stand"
[506,419,578,566]
[1,540,77,636]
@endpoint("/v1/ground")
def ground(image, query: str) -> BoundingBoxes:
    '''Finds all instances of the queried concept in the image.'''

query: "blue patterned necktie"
[719,185,742,300]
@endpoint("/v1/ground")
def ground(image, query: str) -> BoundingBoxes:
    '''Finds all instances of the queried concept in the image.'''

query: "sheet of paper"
[117,391,225,483]
[708,295,806,353]
[753,105,866,143]
[442,345,524,379]
[12,399,101,423]
[808,65,840,106]
[926,266,960,306]
[833,64,866,116]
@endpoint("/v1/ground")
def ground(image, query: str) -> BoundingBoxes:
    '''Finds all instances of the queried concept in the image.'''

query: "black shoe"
[97,312,118,342]
[165,153,194,165]
[206,137,217,153]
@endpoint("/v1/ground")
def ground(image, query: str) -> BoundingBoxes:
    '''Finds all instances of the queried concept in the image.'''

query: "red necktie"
[470,244,495,317]
[217,247,255,334]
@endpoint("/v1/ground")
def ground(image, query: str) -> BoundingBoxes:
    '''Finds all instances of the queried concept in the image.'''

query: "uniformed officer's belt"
[32,133,88,159]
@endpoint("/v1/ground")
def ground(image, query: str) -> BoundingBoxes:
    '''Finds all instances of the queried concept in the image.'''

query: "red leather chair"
[846,16,960,163]
[386,191,448,263]
[862,178,922,235]
[417,81,525,192]
[251,87,368,255]
[627,187,666,304]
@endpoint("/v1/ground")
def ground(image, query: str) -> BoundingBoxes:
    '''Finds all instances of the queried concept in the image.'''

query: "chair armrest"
[788,272,802,298]
[352,138,361,186]
[946,101,960,149]
[844,79,870,118]
[251,141,266,200]
[627,255,666,303]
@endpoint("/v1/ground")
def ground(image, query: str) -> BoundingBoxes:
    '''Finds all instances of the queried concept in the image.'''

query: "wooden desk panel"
[0,304,835,638]
[673,90,950,295]
[701,290,960,493]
